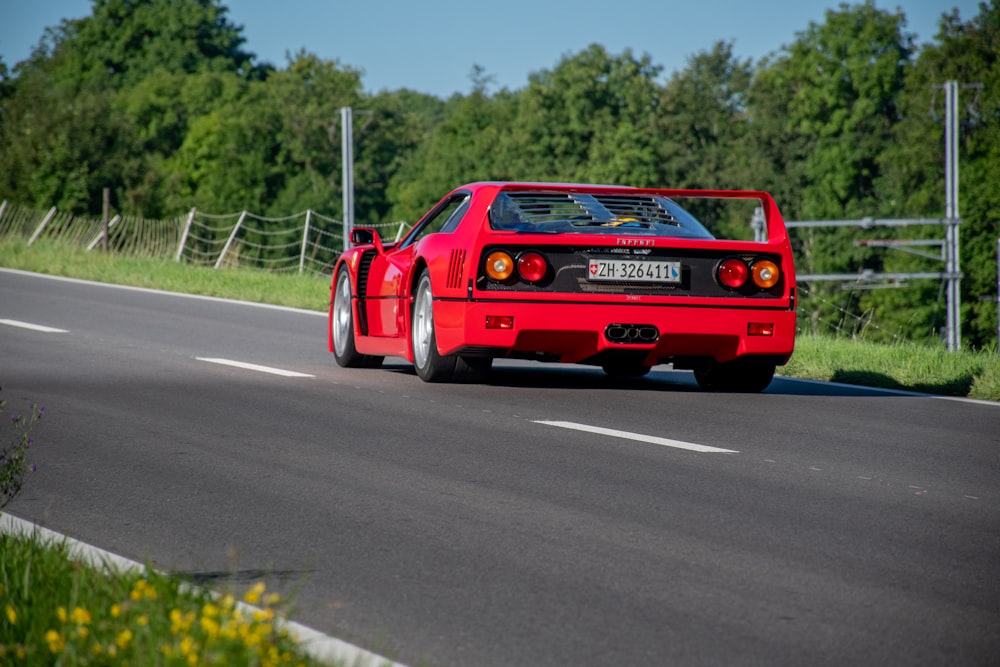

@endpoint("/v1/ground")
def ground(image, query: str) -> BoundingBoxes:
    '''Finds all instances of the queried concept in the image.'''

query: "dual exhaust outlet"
[605,323,659,344]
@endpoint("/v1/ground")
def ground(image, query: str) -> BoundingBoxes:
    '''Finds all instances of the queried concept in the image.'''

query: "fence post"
[27,207,58,246]
[102,187,110,253]
[300,209,311,275]
[214,211,247,269]
[0,200,8,223]
[176,208,196,262]
[87,215,120,251]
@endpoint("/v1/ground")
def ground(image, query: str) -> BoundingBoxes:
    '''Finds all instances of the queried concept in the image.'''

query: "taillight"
[751,260,780,289]
[517,252,548,282]
[718,258,749,289]
[485,251,514,281]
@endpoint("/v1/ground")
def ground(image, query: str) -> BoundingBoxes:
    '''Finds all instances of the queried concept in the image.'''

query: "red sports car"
[329,182,796,391]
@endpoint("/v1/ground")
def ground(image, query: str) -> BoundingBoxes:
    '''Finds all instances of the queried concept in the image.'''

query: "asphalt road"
[2,268,998,667]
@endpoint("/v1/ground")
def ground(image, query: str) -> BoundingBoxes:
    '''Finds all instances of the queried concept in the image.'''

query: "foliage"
[0,532,327,665]
[0,388,43,508]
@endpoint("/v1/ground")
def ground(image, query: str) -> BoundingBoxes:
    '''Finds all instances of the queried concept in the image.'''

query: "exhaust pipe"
[605,324,659,344]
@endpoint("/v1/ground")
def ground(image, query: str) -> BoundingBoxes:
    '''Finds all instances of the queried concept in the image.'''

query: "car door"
[363,193,471,338]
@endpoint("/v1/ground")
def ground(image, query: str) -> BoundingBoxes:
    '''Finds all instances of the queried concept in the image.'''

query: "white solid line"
[0,318,68,333]
[533,420,738,453]
[0,513,405,667]
[196,357,315,378]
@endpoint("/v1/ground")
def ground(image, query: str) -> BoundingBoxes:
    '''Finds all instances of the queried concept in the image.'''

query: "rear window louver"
[490,192,679,228]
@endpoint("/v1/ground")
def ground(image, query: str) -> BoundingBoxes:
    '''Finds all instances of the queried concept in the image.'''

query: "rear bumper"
[434,298,795,366]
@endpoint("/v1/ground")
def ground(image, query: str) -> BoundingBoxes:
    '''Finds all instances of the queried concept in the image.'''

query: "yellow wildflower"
[110,604,121,618]
[44,630,66,653]
[137,614,149,626]
[179,635,197,659]
[116,628,133,649]
[5,605,16,625]
[70,606,92,625]
[130,578,157,601]
[200,615,221,639]
[57,607,67,623]
[244,581,266,605]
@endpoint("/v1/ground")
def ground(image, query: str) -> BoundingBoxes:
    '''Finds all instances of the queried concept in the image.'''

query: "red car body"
[329,182,796,391]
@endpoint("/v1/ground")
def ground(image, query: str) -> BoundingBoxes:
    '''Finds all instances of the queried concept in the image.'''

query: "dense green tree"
[257,51,363,218]
[656,41,757,238]
[352,88,447,226]
[42,0,262,91]
[387,80,519,222]
[506,44,663,184]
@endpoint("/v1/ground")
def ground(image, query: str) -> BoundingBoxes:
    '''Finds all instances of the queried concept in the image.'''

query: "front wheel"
[331,269,383,369]
[693,359,775,393]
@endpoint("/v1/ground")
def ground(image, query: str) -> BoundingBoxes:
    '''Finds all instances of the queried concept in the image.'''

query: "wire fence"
[0,200,412,278]
[0,198,970,345]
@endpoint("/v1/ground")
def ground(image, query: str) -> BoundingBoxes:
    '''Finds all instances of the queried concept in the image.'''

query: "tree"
[656,41,757,238]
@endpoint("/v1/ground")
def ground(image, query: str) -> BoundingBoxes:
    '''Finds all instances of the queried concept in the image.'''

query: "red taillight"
[517,252,548,282]
[718,258,749,288]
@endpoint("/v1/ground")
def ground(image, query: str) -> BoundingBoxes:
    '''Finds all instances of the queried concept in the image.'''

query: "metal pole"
[341,106,354,250]
[751,206,766,242]
[944,80,961,351]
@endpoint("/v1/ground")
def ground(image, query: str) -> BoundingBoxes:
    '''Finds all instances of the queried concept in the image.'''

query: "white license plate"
[587,258,681,283]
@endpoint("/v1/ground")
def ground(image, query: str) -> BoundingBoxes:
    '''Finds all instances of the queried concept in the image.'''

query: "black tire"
[693,359,775,393]
[331,269,384,369]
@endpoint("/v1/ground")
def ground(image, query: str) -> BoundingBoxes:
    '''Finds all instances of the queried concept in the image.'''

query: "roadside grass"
[0,531,330,666]
[2,237,998,402]
[0,238,331,312]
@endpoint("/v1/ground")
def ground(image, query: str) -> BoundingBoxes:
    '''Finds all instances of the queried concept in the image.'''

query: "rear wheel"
[332,269,383,369]
[411,271,491,383]
[693,359,775,393]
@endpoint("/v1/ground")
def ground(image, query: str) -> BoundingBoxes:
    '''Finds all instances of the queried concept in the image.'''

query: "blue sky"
[1,0,981,99]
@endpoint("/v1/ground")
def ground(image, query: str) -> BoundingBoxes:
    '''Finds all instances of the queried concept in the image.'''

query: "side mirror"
[351,228,375,245]
[350,227,384,253]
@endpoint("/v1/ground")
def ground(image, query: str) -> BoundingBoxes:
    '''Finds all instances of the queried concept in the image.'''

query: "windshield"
[489,191,715,239]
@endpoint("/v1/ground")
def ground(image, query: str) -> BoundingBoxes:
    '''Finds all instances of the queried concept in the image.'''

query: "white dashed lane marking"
[533,420,739,454]
[0,318,68,333]
[196,357,315,378]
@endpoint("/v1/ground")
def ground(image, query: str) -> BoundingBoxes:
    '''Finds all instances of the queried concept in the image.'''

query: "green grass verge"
[2,237,998,401]
[0,531,331,666]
